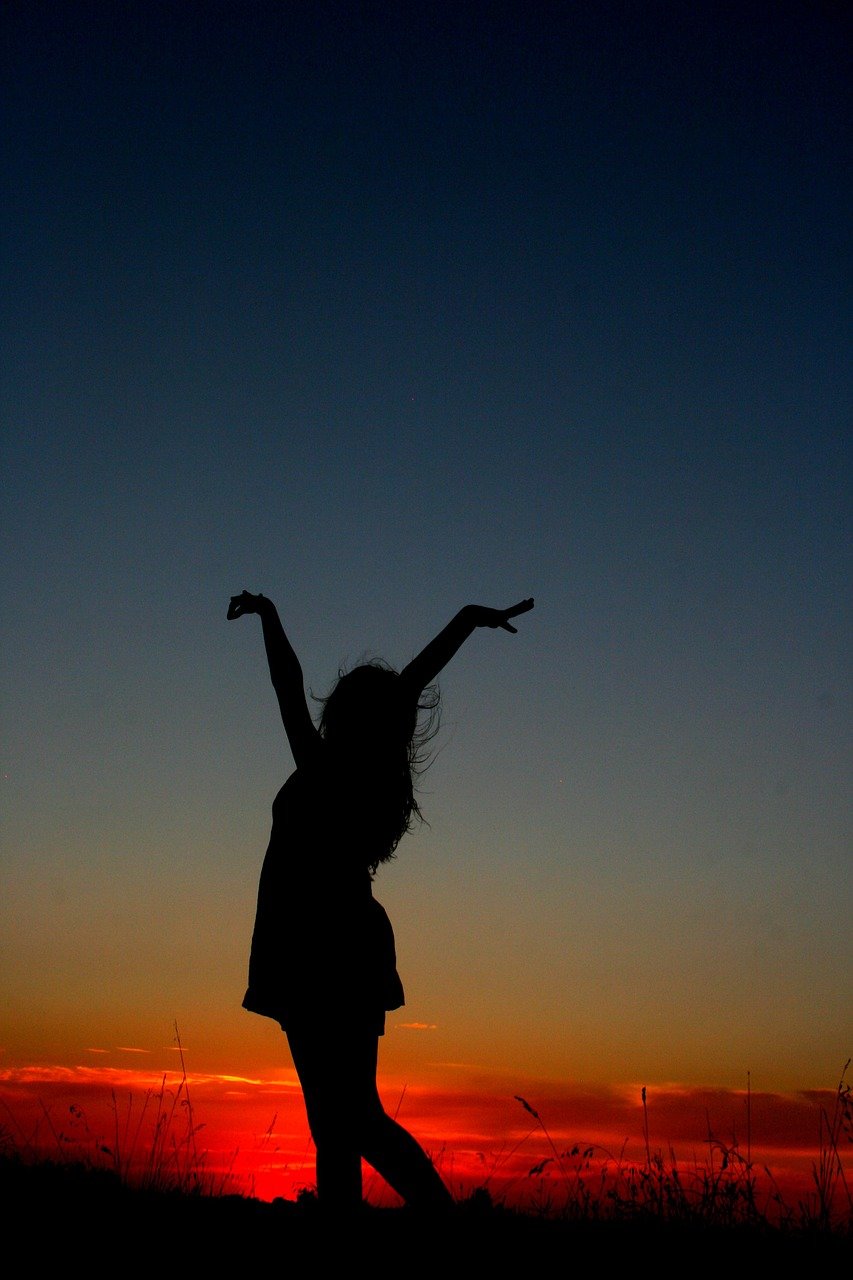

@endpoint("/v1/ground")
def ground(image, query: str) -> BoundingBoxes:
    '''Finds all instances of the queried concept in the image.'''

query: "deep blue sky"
[2,2,849,1085]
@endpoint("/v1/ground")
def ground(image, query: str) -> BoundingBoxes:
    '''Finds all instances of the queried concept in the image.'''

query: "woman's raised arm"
[398,599,534,698]
[228,591,320,768]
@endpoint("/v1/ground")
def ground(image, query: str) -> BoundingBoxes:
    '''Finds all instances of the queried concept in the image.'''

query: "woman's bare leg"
[285,1018,364,1210]
[285,1016,452,1211]
[362,1111,453,1209]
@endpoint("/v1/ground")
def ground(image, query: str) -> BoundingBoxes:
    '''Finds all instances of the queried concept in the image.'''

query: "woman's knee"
[303,1087,384,1144]
[312,1101,389,1154]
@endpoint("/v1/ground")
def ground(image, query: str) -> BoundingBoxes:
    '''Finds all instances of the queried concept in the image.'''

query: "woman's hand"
[466,599,534,633]
[399,598,534,694]
[227,590,265,620]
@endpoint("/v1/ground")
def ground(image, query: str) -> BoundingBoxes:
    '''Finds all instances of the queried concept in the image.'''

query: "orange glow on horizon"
[1,1061,844,1216]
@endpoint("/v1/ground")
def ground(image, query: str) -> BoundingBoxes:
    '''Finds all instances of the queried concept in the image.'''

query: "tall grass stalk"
[510,1070,851,1233]
[5,1024,233,1198]
[807,1058,852,1230]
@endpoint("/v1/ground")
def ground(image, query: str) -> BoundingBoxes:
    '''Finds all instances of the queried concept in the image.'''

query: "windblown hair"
[317,661,439,874]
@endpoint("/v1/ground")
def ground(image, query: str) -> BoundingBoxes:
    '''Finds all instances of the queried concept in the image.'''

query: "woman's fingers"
[498,598,533,630]
[506,598,534,618]
[227,591,249,619]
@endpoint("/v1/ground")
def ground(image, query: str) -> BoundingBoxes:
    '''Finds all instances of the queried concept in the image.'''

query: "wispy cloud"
[427,1061,485,1070]
[0,1064,837,1157]
[0,1064,262,1092]
[396,1022,437,1031]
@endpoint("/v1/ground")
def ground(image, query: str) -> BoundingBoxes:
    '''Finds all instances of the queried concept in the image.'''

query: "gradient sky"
[2,1,850,1190]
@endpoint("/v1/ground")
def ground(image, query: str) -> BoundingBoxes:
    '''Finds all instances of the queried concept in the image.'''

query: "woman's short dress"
[243,764,405,1037]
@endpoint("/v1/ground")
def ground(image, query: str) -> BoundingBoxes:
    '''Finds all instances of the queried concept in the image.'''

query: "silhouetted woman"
[228,591,534,1211]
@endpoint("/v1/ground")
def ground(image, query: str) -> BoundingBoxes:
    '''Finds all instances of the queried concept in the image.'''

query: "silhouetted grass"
[1,1026,237,1199]
[502,1063,852,1234]
[3,1057,849,1262]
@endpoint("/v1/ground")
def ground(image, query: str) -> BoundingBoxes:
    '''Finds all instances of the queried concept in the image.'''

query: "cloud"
[372,1071,841,1156]
[0,1064,836,1156]
[0,1064,262,1093]
[427,1061,485,1070]
[396,1022,437,1031]
[116,1046,150,1054]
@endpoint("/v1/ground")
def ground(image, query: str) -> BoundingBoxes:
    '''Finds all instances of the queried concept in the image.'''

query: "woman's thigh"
[285,1013,383,1142]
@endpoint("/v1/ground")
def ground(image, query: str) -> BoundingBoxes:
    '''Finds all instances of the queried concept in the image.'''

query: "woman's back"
[243,750,403,1028]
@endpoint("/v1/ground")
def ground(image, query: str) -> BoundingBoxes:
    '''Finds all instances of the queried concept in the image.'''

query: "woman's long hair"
[317,661,439,874]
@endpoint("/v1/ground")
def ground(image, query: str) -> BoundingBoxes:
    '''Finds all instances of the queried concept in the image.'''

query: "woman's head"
[317,661,439,872]
[319,662,414,750]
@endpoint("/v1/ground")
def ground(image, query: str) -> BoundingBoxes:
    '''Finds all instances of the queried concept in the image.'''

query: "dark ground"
[5,1154,848,1269]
